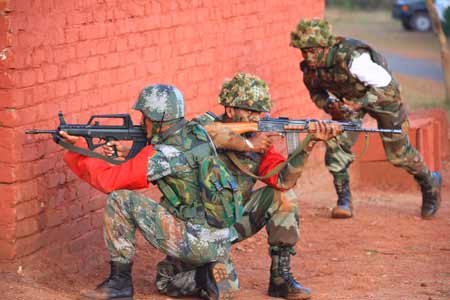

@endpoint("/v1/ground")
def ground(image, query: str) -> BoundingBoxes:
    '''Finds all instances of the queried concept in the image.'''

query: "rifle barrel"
[344,127,402,134]
[25,130,57,134]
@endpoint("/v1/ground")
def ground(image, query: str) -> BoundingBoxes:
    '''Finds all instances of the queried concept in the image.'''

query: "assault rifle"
[204,113,402,154]
[26,112,146,164]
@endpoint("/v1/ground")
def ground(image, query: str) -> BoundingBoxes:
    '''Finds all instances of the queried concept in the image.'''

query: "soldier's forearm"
[277,135,317,187]
[204,122,253,152]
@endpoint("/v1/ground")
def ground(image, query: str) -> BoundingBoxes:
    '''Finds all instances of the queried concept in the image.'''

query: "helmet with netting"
[133,84,185,121]
[218,73,272,112]
[290,19,336,49]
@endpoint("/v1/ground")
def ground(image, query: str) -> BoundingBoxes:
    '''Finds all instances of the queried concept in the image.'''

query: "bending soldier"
[290,19,442,219]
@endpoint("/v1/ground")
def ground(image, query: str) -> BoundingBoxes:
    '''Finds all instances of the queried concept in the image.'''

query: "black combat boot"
[268,247,311,300]
[155,256,201,297]
[80,261,133,300]
[416,171,442,219]
[331,178,353,218]
[196,261,235,300]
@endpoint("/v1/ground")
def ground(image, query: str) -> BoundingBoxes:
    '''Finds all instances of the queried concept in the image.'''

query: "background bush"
[326,0,393,10]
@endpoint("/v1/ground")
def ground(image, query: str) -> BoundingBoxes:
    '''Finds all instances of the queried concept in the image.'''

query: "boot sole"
[268,290,311,300]
[79,296,133,300]
[421,172,442,219]
[79,292,133,300]
[331,206,353,219]
[210,263,233,300]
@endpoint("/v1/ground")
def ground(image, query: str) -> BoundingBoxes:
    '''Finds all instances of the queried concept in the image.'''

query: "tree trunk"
[426,0,450,106]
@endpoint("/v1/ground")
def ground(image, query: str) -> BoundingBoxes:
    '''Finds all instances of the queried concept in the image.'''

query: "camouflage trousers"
[156,186,300,296]
[325,103,432,183]
[104,190,238,265]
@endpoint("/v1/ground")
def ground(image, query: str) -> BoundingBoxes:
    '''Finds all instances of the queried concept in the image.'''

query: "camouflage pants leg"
[233,186,299,247]
[155,255,239,297]
[368,104,432,181]
[325,131,360,180]
[104,190,237,265]
[381,120,432,182]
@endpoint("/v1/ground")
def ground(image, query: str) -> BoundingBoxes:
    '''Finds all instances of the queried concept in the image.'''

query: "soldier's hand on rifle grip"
[102,141,130,158]
[59,131,79,145]
[247,132,274,153]
[308,121,342,141]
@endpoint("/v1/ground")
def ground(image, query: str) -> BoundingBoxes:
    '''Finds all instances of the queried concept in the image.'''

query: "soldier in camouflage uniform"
[290,19,442,219]
[60,84,241,300]
[155,73,342,300]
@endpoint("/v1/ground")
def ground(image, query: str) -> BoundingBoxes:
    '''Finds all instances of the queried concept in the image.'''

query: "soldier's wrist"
[305,139,317,152]
[245,138,254,150]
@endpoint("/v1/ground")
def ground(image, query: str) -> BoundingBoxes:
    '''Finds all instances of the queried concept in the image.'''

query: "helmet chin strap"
[153,111,166,136]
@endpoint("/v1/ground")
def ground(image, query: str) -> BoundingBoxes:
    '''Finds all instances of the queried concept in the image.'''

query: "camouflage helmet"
[133,84,185,121]
[218,73,272,112]
[290,19,336,49]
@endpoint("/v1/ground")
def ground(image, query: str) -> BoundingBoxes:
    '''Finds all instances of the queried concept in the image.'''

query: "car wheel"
[410,12,432,32]
[402,19,413,30]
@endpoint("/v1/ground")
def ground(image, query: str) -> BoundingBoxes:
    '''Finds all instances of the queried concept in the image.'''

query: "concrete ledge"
[351,109,448,188]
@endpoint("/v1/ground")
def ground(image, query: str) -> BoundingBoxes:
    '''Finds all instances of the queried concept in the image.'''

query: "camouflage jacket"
[195,113,310,202]
[301,37,402,111]
[149,121,215,223]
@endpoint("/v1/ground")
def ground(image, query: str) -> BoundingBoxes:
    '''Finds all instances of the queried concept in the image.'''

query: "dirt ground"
[1,160,449,300]
[1,8,450,300]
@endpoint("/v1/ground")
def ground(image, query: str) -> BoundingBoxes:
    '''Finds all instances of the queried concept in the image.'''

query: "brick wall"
[0,0,324,265]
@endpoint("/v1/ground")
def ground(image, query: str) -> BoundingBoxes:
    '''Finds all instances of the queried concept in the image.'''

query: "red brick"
[80,23,107,40]
[53,45,76,63]
[15,217,40,238]
[15,231,44,257]
[15,200,42,221]
[84,194,106,213]
[0,204,14,225]
[91,211,104,229]
[0,184,15,205]
[0,239,15,260]
[0,225,14,241]
[47,207,69,227]
[0,69,14,88]
[0,163,14,183]
[10,180,40,204]
[44,224,71,245]
[19,68,38,87]
[70,216,92,240]
[68,201,83,220]
[68,230,101,255]
[85,56,100,73]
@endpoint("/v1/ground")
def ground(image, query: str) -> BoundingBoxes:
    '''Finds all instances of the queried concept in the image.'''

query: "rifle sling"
[58,139,124,165]
[354,133,369,159]
[159,119,187,141]
[226,135,313,180]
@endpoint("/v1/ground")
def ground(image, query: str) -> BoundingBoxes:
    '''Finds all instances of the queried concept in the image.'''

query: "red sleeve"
[258,145,287,190]
[63,140,154,194]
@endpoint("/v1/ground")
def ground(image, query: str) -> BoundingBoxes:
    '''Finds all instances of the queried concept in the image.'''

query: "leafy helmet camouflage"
[290,19,336,49]
[133,84,185,121]
[218,73,272,112]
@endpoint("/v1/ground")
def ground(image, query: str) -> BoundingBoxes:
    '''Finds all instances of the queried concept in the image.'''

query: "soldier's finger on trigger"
[318,121,324,134]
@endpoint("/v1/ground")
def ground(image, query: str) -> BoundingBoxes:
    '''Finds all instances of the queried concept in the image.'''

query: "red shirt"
[63,140,154,194]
